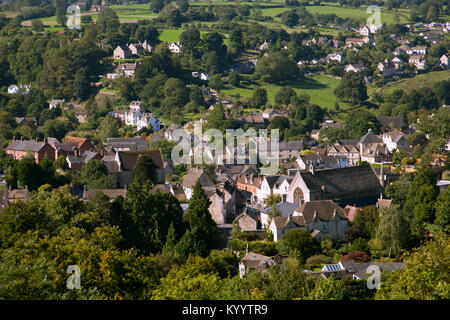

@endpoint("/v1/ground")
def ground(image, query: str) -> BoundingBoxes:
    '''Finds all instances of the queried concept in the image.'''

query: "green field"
[222,74,346,109]
[380,70,450,95]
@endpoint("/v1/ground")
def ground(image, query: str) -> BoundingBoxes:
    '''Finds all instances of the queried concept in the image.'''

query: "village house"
[49,99,69,109]
[286,165,382,208]
[168,41,181,53]
[406,46,427,55]
[345,64,366,73]
[345,38,365,47]
[204,180,237,224]
[6,137,55,164]
[236,174,262,203]
[269,200,350,241]
[326,144,360,166]
[102,149,165,188]
[67,150,102,171]
[181,167,215,200]
[106,137,149,151]
[124,101,160,131]
[326,52,342,63]
[234,208,260,231]
[164,123,182,141]
[53,136,95,159]
[377,116,404,132]
[297,154,348,171]
[382,132,411,152]
[409,55,427,70]
[116,62,138,78]
[239,251,275,278]
[260,201,299,228]
[15,117,38,126]
[113,44,132,59]
[8,84,31,94]
[304,261,405,280]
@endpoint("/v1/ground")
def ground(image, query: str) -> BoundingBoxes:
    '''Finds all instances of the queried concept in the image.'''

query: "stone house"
[113,44,132,59]
[6,137,55,164]
[286,165,382,208]
[239,251,275,278]
[181,167,214,200]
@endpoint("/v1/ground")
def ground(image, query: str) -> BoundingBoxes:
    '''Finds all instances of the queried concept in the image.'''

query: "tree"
[134,154,158,184]
[150,0,165,13]
[151,256,222,299]
[256,52,300,83]
[122,181,185,254]
[31,19,44,32]
[376,233,450,300]
[56,7,67,27]
[177,0,190,13]
[16,157,42,190]
[281,10,299,27]
[252,87,267,108]
[98,114,120,142]
[228,71,241,87]
[264,194,282,208]
[73,67,90,101]
[434,188,450,230]
[308,276,346,300]
[334,71,368,104]
[344,109,380,138]
[80,160,113,190]
[376,206,411,257]
[209,74,223,90]
[179,180,220,257]
[275,86,296,106]
[276,229,321,263]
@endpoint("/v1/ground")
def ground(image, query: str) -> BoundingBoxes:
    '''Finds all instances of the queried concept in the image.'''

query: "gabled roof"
[240,252,274,270]
[6,139,48,152]
[294,200,347,222]
[119,149,164,170]
[181,167,213,189]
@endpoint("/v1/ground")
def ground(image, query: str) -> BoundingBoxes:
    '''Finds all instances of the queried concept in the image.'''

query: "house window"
[294,188,304,206]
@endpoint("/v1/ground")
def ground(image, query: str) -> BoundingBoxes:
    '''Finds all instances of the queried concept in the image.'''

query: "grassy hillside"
[222,74,348,109]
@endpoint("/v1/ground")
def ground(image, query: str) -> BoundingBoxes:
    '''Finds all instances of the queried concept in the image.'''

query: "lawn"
[305,4,410,24]
[159,29,228,43]
[222,74,346,109]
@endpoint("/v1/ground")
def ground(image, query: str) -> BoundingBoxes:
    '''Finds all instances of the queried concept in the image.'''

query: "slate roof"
[107,137,149,150]
[240,252,274,271]
[377,116,403,129]
[181,167,213,189]
[83,188,127,201]
[298,165,381,195]
[119,149,164,170]
[359,129,382,144]
[340,261,405,279]
[262,202,299,217]
[6,139,47,152]
[271,215,306,228]
[294,200,347,222]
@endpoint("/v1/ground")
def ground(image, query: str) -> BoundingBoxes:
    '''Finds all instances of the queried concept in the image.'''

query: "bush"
[305,254,333,268]
[342,251,370,263]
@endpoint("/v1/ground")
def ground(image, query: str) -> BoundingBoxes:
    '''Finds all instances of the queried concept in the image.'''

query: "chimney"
[35,138,39,143]
[44,137,48,144]
[13,136,16,141]
[20,136,24,142]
